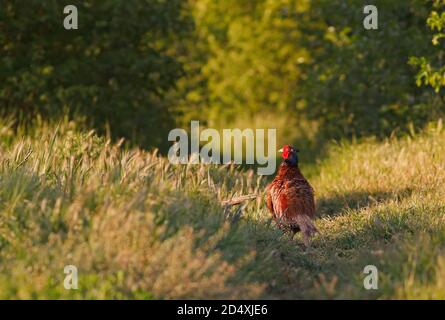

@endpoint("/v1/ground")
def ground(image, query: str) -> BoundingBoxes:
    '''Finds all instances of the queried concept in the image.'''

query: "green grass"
[0,117,445,299]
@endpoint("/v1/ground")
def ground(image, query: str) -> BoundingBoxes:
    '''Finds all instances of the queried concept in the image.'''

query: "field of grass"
[0,117,445,299]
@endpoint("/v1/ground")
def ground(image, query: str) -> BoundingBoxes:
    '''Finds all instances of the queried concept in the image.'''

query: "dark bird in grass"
[266,145,318,246]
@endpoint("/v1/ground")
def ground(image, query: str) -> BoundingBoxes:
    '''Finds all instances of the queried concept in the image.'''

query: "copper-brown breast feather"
[266,165,315,229]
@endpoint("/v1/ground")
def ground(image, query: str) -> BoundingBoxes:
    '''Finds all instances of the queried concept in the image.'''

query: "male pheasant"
[266,145,317,246]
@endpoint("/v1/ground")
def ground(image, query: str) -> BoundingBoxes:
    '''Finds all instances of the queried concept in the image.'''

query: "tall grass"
[0,118,444,299]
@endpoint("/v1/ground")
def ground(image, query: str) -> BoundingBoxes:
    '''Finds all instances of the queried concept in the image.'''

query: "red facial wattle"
[282,146,290,159]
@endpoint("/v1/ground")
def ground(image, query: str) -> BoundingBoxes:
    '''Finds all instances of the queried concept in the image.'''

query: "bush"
[0,0,192,150]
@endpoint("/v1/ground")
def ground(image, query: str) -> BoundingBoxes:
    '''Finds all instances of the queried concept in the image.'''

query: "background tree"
[299,0,437,140]
[1,0,444,153]
[410,0,445,98]
[0,0,192,150]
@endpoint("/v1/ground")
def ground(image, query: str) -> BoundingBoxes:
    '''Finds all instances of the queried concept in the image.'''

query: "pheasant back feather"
[266,162,317,246]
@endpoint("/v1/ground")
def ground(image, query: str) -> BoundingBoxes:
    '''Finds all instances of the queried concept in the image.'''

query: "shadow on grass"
[316,188,414,218]
[157,186,374,298]
[157,185,424,298]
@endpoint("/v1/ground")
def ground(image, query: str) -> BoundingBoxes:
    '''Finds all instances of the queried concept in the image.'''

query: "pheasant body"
[266,145,317,246]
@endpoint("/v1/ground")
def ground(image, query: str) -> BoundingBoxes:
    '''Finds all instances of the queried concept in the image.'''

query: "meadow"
[1,118,444,299]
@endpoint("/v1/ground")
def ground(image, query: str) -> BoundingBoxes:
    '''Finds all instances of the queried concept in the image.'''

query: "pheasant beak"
[278,148,283,153]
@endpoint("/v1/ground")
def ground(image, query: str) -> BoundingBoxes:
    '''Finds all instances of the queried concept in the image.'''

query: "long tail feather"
[294,214,318,246]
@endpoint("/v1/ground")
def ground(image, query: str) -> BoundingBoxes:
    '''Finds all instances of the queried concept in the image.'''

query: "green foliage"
[1,0,445,151]
[187,0,311,123]
[410,1,445,94]
[181,0,442,142]
[299,0,437,139]
[0,0,192,149]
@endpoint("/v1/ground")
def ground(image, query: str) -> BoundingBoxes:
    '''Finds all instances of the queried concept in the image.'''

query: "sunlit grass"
[0,118,444,299]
